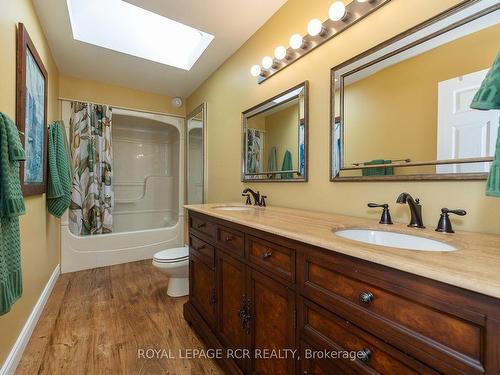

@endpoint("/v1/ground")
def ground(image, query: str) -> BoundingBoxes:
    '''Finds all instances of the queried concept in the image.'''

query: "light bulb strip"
[254,0,390,83]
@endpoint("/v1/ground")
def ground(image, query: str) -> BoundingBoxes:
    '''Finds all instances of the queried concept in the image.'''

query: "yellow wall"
[59,75,186,116]
[264,105,299,171]
[187,0,500,235]
[0,0,60,366]
[345,23,500,174]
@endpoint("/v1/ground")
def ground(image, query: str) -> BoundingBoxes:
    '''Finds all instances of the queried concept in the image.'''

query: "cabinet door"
[248,269,296,375]
[189,253,216,328]
[216,250,249,373]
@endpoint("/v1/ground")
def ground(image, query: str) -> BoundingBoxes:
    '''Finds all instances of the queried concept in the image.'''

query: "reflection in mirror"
[187,104,206,204]
[242,81,308,182]
[331,2,500,181]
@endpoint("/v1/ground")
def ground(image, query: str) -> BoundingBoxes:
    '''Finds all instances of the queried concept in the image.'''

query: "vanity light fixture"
[251,0,390,83]
[329,1,348,22]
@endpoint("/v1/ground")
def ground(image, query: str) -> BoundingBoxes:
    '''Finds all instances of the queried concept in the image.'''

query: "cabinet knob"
[224,235,234,242]
[194,244,206,251]
[359,291,374,305]
[197,223,206,229]
[261,250,272,259]
[357,348,372,363]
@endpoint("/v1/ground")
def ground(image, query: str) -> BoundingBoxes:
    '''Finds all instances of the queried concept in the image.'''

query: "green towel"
[268,146,277,179]
[471,51,500,197]
[0,113,26,316]
[362,159,394,176]
[47,121,72,217]
[281,150,293,179]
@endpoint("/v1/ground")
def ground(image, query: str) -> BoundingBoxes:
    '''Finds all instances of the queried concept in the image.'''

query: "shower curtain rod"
[58,97,185,119]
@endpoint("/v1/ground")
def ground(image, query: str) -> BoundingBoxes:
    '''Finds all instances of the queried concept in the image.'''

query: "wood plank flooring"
[16,260,223,375]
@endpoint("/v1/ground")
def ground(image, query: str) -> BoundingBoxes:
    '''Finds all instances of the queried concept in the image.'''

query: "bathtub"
[60,103,185,273]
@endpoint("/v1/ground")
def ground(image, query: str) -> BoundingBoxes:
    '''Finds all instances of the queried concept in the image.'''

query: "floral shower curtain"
[69,102,113,235]
[246,128,264,174]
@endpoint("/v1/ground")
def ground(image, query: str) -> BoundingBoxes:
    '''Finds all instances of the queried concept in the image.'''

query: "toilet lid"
[154,246,189,263]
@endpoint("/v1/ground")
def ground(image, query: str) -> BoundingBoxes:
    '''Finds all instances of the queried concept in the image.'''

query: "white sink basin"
[213,206,253,211]
[335,229,457,252]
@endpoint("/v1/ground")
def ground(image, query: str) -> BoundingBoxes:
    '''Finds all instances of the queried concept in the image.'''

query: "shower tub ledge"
[60,218,183,273]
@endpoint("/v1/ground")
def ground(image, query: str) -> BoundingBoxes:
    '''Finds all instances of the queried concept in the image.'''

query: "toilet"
[152,246,189,297]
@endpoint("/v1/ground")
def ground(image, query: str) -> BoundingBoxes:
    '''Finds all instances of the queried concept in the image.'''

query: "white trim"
[0,265,60,375]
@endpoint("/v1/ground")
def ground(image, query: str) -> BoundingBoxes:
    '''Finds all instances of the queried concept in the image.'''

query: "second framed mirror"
[242,81,308,182]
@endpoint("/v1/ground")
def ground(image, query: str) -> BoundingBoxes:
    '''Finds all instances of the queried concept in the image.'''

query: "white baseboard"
[0,264,60,375]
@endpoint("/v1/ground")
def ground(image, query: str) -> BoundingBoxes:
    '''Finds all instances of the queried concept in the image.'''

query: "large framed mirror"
[331,0,500,181]
[187,103,207,204]
[242,81,308,182]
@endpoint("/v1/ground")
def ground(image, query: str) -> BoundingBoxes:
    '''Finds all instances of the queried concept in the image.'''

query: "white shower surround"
[60,103,184,273]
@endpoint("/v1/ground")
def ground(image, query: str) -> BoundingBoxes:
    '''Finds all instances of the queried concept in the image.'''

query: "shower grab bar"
[115,175,174,204]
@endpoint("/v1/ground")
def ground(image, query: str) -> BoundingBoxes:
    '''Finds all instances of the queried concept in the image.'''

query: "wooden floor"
[16,260,223,375]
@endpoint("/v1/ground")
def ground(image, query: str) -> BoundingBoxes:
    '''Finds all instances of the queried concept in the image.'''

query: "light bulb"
[356,0,370,2]
[274,46,287,60]
[290,33,303,49]
[262,56,273,69]
[329,1,346,21]
[250,65,261,77]
[307,18,323,36]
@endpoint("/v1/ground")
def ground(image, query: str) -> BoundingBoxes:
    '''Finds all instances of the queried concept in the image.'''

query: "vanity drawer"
[190,214,216,240]
[246,235,295,283]
[301,298,440,375]
[217,225,244,256]
[300,250,485,374]
[189,235,215,267]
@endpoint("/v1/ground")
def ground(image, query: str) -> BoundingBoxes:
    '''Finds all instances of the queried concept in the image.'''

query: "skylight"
[66,0,214,70]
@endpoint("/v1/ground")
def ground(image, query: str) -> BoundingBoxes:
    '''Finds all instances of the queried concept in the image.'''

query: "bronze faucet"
[242,188,265,206]
[396,192,425,228]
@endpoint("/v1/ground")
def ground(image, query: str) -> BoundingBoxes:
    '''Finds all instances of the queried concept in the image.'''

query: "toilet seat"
[153,246,188,264]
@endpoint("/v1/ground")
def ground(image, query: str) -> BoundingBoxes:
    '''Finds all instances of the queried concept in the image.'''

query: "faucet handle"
[260,195,267,207]
[368,203,393,225]
[442,208,466,216]
[436,208,467,233]
[242,193,251,205]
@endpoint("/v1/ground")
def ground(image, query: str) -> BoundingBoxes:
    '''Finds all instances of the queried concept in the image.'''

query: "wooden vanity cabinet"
[184,211,500,375]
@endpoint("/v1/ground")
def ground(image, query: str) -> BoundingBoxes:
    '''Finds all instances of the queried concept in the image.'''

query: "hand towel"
[281,150,293,179]
[362,159,386,176]
[0,113,26,315]
[47,121,72,217]
[470,51,500,197]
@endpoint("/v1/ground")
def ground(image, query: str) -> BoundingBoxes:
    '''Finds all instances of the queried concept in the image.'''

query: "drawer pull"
[194,244,206,251]
[261,250,272,259]
[197,223,206,229]
[224,235,234,242]
[357,348,372,363]
[359,291,374,305]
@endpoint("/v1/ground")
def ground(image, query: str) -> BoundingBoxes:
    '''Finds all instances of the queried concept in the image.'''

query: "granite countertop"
[185,203,500,299]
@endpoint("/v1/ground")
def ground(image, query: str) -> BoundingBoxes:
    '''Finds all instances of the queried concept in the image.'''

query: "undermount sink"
[213,206,253,211]
[335,229,457,252]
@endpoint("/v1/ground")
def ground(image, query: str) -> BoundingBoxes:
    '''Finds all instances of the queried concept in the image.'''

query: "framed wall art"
[16,23,48,196]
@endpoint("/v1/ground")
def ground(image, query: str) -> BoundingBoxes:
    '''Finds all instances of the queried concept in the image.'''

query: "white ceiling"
[33,0,287,98]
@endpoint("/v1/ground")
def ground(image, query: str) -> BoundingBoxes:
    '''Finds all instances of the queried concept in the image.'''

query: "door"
[248,269,296,375]
[437,69,499,173]
[216,251,249,373]
[189,254,216,328]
